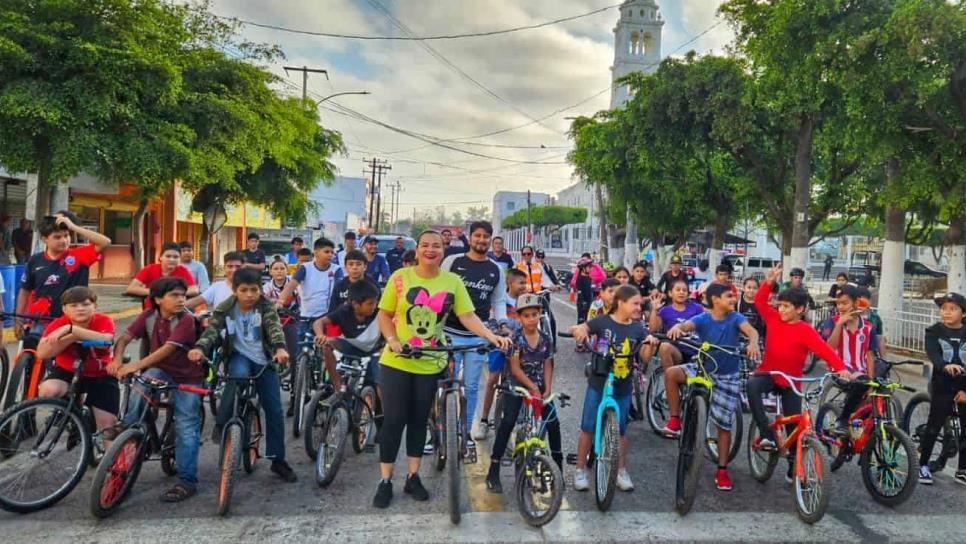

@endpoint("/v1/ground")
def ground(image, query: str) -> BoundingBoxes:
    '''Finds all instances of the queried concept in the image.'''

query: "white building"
[308,176,367,238]
[492,191,549,234]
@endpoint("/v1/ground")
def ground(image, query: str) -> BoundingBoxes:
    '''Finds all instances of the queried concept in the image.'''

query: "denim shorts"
[488,350,506,373]
[580,384,631,436]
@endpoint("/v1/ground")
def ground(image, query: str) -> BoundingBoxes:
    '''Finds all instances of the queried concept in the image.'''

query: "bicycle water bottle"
[850,419,863,440]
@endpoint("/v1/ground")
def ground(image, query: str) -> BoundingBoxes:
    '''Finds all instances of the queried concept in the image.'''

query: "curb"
[2,305,143,345]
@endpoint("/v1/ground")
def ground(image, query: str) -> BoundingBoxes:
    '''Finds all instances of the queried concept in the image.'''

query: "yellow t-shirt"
[378,267,476,374]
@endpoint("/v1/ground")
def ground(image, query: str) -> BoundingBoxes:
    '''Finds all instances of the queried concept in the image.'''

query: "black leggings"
[576,298,591,325]
[918,390,966,470]
[747,374,801,443]
[377,365,441,464]
[490,393,562,466]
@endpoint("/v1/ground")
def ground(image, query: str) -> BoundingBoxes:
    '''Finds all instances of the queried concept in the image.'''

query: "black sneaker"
[485,463,502,494]
[271,460,298,483]
[404,473,430,501]
[373,480,393,508]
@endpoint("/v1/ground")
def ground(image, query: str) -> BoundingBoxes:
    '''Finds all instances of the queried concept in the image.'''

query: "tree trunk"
[790,115,815,277]
[946,214,966,295]
[709,213,729,272]
[131,198,149,270]
[879,157,906,321]
[595,182,608,263]
[624,210,638,268]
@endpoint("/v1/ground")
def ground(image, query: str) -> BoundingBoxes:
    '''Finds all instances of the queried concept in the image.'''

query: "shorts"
[488,350,506,373]
[669,341,695,364]
[45,367,120,416]
[580,384,631,436]
[681,364,739,431]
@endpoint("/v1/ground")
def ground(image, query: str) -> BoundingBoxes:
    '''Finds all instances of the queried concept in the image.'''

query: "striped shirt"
[821,315,877,374]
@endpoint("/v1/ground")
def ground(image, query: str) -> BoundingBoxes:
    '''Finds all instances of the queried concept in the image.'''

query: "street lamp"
[316,91,371,105]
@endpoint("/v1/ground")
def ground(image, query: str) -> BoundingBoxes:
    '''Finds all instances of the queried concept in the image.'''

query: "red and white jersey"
[821,315,877,374]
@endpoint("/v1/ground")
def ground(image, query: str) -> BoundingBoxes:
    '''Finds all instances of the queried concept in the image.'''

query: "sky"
[207,0,735,220]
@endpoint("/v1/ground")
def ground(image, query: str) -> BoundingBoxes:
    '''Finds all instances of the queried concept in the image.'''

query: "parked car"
[904,260,947,278]
[369,234,416,257]
[722,254,745,277]
[743,256,781,280]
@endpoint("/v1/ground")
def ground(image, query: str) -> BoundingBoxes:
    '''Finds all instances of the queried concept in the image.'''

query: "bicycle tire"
[595,407,620,512]
[703,405,742,464]
[900,392,930,437]
[645,365,669,436]
[292,353,310,438]
[216,422,242,516]
[675,394,707,515]
[303,388,330,460]
[160,405,177,476]
[315,405,349,488]
[433,402,446,471]
[860,424,918,506]
[631,367,645,422]
[793,435,828,524]
[516,451,564,527]
[2,351,37,411]
[352,386,377,454]
[0,397,90,513]
[0,348,9,408]
[90,428,146,519]
[815,403,843,464]
[244,405,262,474]
[746,417,778,483]
[446,392,461,524]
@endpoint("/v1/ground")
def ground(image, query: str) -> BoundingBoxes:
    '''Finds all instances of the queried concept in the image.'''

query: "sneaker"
[485,463,502,494]
[473,420,490,441]
[919,466,934,485]
[573,469,590,491]
[662,416,681,438]
[372,480,393,509]
[786,462,795,484]
[403,473,430,501]
[271,460,298,483]
[423,442,434,455]
[715,469,733,491]
[757,437,777,452]
[616,468,634,491]
[954,471,966,486]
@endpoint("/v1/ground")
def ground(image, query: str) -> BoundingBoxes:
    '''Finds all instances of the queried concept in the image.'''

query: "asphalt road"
[3,298,965,543]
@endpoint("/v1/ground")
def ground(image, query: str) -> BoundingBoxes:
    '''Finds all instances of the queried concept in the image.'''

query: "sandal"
[100,423,126,441]
[161,482,197,503]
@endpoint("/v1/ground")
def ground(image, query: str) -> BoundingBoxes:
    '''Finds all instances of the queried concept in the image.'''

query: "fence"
[881,308,938,356]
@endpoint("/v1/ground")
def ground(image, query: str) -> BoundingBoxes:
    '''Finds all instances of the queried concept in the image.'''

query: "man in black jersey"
[656,255,690,295]
[441,221,507,447]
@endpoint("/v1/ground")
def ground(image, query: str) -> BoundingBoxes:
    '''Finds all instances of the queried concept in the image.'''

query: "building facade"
[309,176,367,238]
[491,191,549,234]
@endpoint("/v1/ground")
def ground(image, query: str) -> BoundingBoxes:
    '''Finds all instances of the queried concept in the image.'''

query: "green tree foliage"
[501,205,587,230]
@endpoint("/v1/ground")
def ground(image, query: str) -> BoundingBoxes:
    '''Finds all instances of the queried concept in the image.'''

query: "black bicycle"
[215,364,265,516]
[89,374,208,518]
[291,319,324,438]
[0,339,114,513]
[902,389,964,475]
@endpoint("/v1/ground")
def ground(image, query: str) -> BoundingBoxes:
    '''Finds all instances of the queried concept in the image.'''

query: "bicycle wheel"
[315,405,349,488]
[432,402,446,471]
[675,394,707,515]
[3,351,38,411]
[0,348,9,408]
[216,422,243,516]
[815,403,843,463]
[90,428,146,519]
[595,407,620,512]
[243,406,262,474]
[291,353,310,438]
[352,386,377,454]
[703,405,742,463]
[516,451,564,527]
[860,424,918,506]
[303,387,332,460]
[793,435,828,524]
[631,367,645,422]
[645,365,670,436]
[0,398,90,513]
[900,392,930,437]
[746,417,778,483]
[446,393,461,524]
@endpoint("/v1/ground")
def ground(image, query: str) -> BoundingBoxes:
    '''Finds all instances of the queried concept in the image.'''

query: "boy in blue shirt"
[655,283,760,491]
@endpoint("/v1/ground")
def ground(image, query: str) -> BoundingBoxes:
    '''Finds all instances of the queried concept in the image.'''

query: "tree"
[567,116,613,262]
[501,205,587,230]
[465,206,489,222]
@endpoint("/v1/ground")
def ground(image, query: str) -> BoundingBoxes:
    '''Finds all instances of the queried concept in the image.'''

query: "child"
[126,241,199,309]
[657,283,760,490]
[820,284,879,436]
[297,247,313,265]
[587,278,621,321]
[264,259,300,368]
[641,279,705,373]
[856,286,886,354]
[613,267,631,285]
[401,249,416,267]
[485,294,561,493]
[36,287,117,436]
[276,237,344,340]
[328,250,379,316]
[630,261,655,297]
[186,251,244,310]
[313,280,382,391]
[188,268,297,483]
[574,258,594,326]
[747,266,848,479]
[918,292,966,485]
[737,277,765,340]
[570,285,649,493]
[477,267,528,438]
[108,277,204,502]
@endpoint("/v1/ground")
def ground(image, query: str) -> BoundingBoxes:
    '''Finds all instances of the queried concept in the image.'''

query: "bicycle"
[305,348,379,487]
[214,363,266,516]
[902,389,964,475]
[401,341,489,525]
[535,291,556,354]
[747,370,831,524]
[496,384,570,527]
[291,318,324,438]
[816,356,917,419]
[0,339,114,513]
[629,350,650,422]
[89,374,208,518]
[559,330,629,512]
[1,313,55,411]
[814,368,920,506]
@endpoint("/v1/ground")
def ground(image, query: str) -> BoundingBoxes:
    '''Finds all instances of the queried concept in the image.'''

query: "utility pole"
[282,66,329,101]
[392,180,402,231]
[526,190,533,244]
[363,158,391,232]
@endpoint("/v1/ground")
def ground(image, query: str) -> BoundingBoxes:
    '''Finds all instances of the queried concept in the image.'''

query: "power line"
[216,3,621,41]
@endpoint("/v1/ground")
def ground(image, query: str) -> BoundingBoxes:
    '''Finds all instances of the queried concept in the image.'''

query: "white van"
[743,256,781,281]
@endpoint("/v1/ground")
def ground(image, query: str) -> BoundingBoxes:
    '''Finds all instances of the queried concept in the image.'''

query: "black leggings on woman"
[490,394,563,467]
[377,365,441,464]
[918,391,966,470]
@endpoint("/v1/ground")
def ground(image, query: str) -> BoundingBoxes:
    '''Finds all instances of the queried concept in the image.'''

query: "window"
[506,201,515,211]
[103,210,134,245]
[67,204,100,245]
[573,226,580,240]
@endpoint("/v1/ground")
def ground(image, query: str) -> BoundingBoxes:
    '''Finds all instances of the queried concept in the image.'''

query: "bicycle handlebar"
[129,374,209,396]
[398,343,489,358]
[647,332,741,355]
[499,384,571,407]
[77,340,112,348]
[0,312,56,322]
[756,371,832,399]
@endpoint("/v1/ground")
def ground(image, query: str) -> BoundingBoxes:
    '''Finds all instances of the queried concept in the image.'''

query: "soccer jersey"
[22,244,100,318]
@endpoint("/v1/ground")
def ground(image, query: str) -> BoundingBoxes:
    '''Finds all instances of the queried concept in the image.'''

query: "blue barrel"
[1,265,15,326]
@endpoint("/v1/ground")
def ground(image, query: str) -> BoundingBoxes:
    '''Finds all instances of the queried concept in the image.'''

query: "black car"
[904,260,947,278]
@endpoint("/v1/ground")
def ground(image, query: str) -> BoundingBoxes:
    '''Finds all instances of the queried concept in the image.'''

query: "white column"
[947,244,966,295]
[878,239,905,320]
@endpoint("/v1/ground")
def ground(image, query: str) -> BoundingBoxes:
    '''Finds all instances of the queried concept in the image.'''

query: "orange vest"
[515,261,544,293]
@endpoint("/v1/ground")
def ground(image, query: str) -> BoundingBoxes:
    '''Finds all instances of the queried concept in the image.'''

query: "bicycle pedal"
[566,453,578,466]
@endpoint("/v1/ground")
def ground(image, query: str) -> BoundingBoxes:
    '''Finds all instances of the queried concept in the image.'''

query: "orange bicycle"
[747,371,831,524]
[1,313,55,411]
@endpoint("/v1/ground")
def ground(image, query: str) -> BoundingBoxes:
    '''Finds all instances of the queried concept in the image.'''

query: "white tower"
[610,1,664,267]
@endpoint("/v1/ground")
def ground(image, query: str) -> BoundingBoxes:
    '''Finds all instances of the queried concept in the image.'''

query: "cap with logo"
[516,293,543,312]
[934,292,966,313]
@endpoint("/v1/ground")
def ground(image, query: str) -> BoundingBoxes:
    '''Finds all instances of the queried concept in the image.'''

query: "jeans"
[219,353,286,462]
[450,334,487,430]
[579,384,631,436]
[122,368,202,487]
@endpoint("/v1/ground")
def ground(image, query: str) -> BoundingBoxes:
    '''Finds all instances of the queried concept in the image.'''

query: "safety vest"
[516,261,544,293]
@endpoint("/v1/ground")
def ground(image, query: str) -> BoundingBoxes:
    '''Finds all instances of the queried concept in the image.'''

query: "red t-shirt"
[42,314,115,378]
[134,264,196,309]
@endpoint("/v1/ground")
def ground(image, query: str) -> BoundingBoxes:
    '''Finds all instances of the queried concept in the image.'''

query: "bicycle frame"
[594,373,620,457]
[762,373,829,482]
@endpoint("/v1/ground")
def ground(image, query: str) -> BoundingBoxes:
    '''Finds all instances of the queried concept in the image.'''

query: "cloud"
[210,0,734,217]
